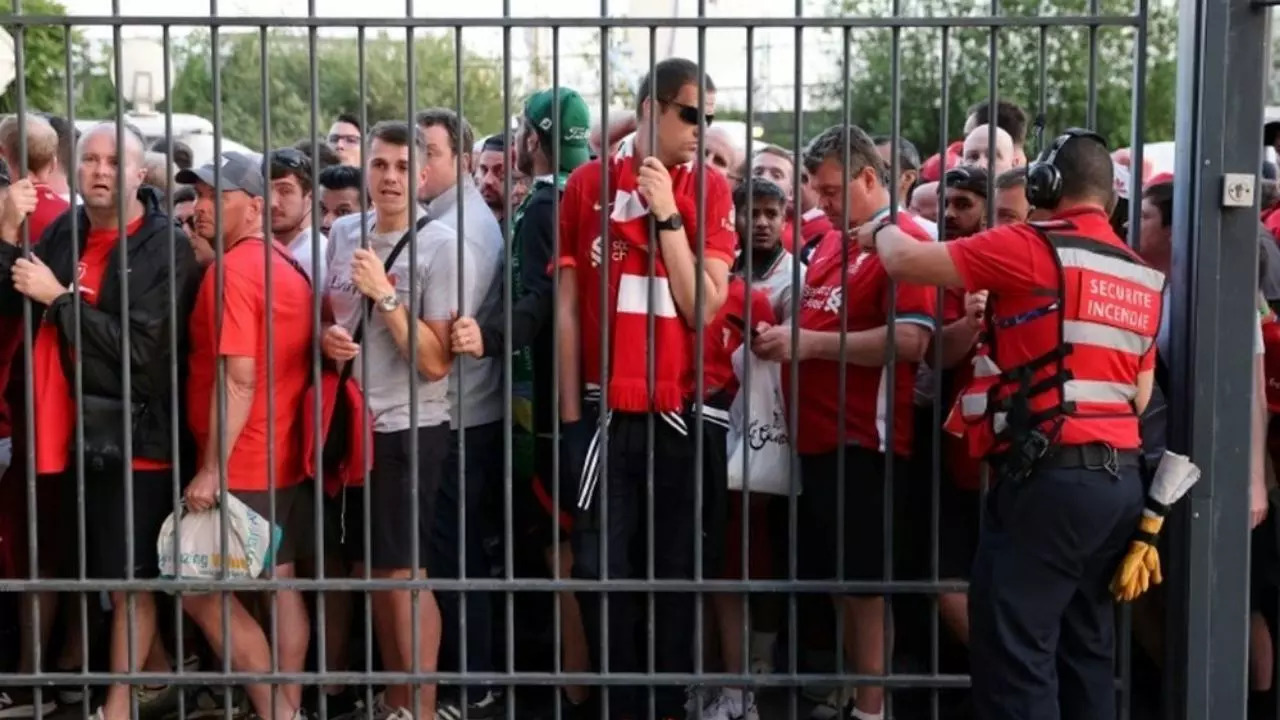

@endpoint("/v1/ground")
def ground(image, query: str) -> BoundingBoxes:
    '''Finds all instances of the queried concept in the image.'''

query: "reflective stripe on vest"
[947,231,1164,458]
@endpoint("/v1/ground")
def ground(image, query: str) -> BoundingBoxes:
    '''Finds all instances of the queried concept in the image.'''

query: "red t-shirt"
[557,155,738,392]
[0,185,68,439]
[937,288,985,490]
[788,212,938,457]
[704,276,775,399]
[945,207,1157,449]
[31,215,168,475]
[187,238,314,491]
[781,208,838,254]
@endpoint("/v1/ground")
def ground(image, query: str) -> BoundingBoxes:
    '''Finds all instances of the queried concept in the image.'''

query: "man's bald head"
[77,122,146,167]
[962,123,1015,175]
[0,113,60,176]
[703,125,743,182]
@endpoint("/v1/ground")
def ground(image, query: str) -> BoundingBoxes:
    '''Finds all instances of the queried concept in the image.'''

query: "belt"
[1040,443,1140,473]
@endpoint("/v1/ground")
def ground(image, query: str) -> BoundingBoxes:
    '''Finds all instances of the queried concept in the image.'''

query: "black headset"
[1024,127,1108,210]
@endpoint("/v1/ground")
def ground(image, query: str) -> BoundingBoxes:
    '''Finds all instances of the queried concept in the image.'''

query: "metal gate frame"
[0,0,1268,717]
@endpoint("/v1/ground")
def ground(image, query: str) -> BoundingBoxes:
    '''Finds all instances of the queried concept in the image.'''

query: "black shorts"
[341,424,448,570]
[799,446,911,591]
[938,481,981,581]
[64,468,177,580]
[235,482,317,567]
[1252,492,1280,612]
[523,435,575,549]
[701,412,729,578]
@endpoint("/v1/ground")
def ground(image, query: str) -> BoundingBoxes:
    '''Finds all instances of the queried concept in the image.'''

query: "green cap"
[523,87,592,173]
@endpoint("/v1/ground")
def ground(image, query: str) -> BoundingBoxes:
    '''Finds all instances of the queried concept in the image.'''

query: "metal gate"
[0,0,1267,717]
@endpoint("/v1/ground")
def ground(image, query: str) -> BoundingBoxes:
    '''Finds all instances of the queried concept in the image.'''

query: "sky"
[55,0,844,112]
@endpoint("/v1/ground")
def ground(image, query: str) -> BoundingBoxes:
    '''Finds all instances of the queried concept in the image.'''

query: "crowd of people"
[0,53,1276,720]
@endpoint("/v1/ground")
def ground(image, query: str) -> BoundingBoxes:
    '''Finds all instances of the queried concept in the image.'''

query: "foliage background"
[4,0,1183,154]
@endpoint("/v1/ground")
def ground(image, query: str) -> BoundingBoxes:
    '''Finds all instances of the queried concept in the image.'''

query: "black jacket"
[0,186,201,467]
[479,182,557,433]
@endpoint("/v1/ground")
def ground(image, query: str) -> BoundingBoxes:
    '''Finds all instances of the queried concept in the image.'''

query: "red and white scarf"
[604,138,701,414]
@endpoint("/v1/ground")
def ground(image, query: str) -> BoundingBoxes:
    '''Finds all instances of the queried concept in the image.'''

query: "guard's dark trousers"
[968,462,1143,720]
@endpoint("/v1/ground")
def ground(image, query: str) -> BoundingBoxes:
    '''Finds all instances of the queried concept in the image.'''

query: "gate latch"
[1222,173,1256,208]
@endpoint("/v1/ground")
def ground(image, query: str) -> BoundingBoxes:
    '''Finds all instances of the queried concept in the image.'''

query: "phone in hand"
[726,314,761,340]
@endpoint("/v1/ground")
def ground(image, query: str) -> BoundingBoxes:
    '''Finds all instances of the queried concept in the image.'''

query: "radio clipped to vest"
[945,224,1165,468]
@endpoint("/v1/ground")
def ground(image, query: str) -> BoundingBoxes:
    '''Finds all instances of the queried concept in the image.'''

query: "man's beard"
[945,220,979,238]
[516,147,535,177]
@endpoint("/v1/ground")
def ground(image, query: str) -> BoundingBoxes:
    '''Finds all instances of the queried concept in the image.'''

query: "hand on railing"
[0,178,38,246]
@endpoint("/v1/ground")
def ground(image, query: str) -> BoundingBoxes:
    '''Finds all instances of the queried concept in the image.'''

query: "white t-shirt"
[286,226,328,282]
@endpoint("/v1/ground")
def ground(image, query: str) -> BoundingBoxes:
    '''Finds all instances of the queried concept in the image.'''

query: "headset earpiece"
[1024,128,1107,211]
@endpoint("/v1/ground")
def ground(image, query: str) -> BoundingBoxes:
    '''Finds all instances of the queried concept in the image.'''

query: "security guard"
[857,128,1163,720]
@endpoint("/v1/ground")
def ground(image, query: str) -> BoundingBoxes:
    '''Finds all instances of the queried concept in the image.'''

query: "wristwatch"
[653,213,684,232]
[376,294,400,313]
[871,216,894,245]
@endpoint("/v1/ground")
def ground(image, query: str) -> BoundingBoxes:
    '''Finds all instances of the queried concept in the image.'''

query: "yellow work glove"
[1110,513,1165,603]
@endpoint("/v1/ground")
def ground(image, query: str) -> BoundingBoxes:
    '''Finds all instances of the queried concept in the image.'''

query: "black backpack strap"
[339,215,430,386]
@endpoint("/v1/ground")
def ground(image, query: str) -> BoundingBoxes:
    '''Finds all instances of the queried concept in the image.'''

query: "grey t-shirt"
[324,210,463,432]
[422,181,505,430]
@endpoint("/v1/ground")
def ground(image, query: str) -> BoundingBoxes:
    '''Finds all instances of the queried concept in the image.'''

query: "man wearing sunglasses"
[556,57,735,720]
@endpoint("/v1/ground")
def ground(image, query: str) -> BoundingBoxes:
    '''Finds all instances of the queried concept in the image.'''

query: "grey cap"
[175,151,265,197]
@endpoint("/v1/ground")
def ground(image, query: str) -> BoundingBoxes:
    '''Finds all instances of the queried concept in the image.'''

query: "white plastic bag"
[726,346,797,496]
[157,494,282,582]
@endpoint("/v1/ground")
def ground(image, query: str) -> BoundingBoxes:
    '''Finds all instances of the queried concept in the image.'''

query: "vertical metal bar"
[596,5,612,716]
[406,10,423,716]
[62,19,90,716]
[207,4,233,707]
[306,8,328,719]
[1165,0,1264,713]
[644,23,657,720]
[449,24,466,714]
[1038,25,1048,155]
[13,2,40,714]
[549,24,564,720]
[160,21,188,720]
[1115,2,1148,717]
[740,22,755,694]
[109,8,138,705]
[257,31,282,717]
[885,4,903,715]
[929,27,952,720]
[357,24,376,713]
[501,0,515,699]
[693,4,710,712]
[835,25,851,703]
[787,4,804,718]
[1087,0,1100,130]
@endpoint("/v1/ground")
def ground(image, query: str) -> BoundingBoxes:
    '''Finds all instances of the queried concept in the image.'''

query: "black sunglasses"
[270,147,310,169]
[669,101,714,127]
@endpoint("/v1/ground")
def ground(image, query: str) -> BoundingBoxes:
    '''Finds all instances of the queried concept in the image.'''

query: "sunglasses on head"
[669,101,714,127]
[271,148,309,170]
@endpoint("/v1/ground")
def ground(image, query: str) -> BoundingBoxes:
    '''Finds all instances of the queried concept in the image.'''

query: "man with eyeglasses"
[557,57,736,720]
[267,148,328,281]
[328,112,363,168]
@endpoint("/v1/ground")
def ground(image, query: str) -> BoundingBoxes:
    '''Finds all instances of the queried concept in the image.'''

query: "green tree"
[165,29,508,150]
[0,0,78,114]
[816,0,1178,153]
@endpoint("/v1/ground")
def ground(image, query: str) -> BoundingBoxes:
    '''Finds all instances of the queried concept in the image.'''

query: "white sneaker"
[684,686,716,716]
[702,689,759,720]
[808,687,852,720]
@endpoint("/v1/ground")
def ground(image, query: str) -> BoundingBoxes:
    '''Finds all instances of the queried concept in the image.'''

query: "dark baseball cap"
[523,87,591,173]
[176,151,265,197]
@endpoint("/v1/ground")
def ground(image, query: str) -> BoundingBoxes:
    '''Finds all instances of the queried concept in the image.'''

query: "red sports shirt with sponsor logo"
[556,156,737,397]
[788,212,938,457]
[946,207,1159,450]
[704,276,776,399]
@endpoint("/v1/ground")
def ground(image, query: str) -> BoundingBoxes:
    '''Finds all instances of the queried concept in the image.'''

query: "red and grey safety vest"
[944,224,1165,458]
